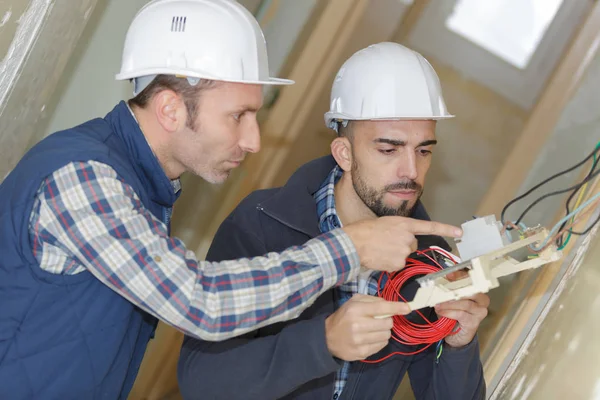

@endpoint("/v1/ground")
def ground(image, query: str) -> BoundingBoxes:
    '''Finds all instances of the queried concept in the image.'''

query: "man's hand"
[325,294,410,361]
[434,293,490,348]
[343,216,463,272]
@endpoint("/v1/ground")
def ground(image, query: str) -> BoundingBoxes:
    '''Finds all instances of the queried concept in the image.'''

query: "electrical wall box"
[455,215,511,261]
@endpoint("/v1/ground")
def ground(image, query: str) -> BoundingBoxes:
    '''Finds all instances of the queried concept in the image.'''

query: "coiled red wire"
[362,248,460,363]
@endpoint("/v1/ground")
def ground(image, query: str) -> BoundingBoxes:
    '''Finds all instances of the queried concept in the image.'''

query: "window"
[446,0,564,69]
[407,0,590,109]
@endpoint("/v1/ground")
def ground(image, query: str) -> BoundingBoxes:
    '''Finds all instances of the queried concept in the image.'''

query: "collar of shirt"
[315,165,344,234]
[125,103,181,195]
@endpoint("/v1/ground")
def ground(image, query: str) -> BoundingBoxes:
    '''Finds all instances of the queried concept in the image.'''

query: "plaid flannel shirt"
[28,160,360,341]
[314,165,380,400]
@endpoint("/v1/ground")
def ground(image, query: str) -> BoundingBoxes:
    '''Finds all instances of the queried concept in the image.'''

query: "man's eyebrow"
[374,138,406,146]
[418,140,438,147]
[373,138,438,147]
[234,105,260,113]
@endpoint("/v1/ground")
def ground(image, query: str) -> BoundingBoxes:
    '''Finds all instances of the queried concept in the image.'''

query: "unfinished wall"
[0,0,97,181]
[505,48,600,229]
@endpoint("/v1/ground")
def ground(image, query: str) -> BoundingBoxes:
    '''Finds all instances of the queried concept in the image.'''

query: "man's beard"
[351,158,423,217]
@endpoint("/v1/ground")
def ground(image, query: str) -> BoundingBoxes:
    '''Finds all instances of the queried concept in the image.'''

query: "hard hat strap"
[329,119,349,134]
[132,75,157,96]
[132,75,202,96]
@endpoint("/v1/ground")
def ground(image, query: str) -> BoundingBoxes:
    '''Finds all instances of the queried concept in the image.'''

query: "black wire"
[512,168,600,227]
[501,145,600,228]
[569,212,600,235]
[556,190,580,247]
[556,155,599,246]
[556,190,578,247]
[557,186,584,246]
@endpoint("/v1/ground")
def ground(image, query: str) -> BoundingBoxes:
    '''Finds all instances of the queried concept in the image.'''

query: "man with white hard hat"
[0,2,463,399]
[178,42,486,400]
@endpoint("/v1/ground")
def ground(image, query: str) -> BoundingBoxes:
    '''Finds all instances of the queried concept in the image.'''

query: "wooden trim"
[475,1,600,218]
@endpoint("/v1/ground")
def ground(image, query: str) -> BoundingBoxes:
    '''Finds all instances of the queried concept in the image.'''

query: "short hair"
[337,121,354,140]
[128,75,219,130]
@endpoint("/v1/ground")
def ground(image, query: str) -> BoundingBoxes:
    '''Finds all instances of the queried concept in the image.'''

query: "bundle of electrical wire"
[362,247,461,363]
[500,141,600,252]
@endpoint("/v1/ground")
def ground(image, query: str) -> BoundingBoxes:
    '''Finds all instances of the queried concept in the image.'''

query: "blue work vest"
[0,101,179,399]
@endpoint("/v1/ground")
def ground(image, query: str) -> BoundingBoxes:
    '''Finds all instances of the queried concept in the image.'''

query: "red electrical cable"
[361,248,460,363]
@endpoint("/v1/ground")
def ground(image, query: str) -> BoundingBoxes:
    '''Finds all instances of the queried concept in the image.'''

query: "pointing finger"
[405,219,463,238]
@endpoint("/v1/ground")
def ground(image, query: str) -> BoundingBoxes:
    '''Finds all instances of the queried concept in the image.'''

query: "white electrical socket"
[455,215,511,261]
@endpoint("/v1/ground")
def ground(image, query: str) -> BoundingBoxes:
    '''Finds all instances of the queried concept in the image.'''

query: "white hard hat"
[324,42,453,131]
[116,0,294,92]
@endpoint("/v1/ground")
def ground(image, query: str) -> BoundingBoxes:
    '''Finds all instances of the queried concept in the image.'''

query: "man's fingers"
[435,299,476,313]
[409,237,418,253]
[470,293,491,308]
[359,330,393,345]
[361,315,394,331]
[360,342,389,360]
[366,300,411,317]
[435,309,480,329]
[436,294,490,310]
[405,219,462,238]
[446,270,469,282]
[435,298,489,324]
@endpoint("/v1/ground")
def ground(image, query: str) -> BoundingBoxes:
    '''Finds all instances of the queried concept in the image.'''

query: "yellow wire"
[574,182,588,209]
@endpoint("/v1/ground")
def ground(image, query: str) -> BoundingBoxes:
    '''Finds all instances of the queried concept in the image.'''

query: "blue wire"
[435,340,443,363]
[530,191,600,251]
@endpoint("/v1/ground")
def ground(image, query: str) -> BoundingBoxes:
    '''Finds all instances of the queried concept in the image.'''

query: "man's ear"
[331,137,352,172]
[153,90,186,133]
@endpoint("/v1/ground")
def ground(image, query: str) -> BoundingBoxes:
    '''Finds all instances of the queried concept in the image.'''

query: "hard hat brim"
[116,68,294,86]
[324,112,455,124]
